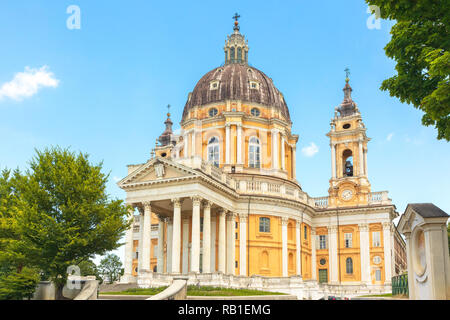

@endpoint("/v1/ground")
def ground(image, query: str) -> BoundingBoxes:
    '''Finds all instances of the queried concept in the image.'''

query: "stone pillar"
[225,124,231,164]
[282,217,288,277]
[281,135,286,171]
[171,198,181,274]
[191,196,201,273]
[166,217,173,273]
[218,209,227,273]
[237,124,242,164]
[329,225,339,284]
[271,129,279,170]
[137,206,144,272]
[123,206,135,280]
[202,201,212,273]
[292,146,296,180]
[359,223,370,284]
[239,213,248,276]
[383,222,392,284]
[364,148,368,178]
[191,128,196,157]
[210,213,217,272]
[184,133,188,158]
[331,143,336,179]
[359,140,364,176]
[226,212,236,275]
[157,216,164,273]
[141,202,152,272]
[311,227,317,280]
[182,217,189,274]
[296,220,301,275]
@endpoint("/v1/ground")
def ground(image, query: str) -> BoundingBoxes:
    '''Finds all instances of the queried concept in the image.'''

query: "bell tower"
[327,71,371,207]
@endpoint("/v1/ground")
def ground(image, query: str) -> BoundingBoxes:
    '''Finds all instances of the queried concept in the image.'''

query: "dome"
[182,63,290,122]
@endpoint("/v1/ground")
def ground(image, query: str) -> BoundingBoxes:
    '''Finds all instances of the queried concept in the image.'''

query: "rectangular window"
[200,217,204,232]
[373,231,381,247]
[344,233,352,248]
[304,226,307,240]
[235,232,238,240]
[235,222,238,229]
[319,235,327,249]
[259,217,270,233]
[375,269,381,281]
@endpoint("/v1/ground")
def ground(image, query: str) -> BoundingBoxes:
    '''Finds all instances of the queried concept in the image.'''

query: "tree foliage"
[98,253,123,284]
[0,267,40,300]
[0,147,131,299]
[366,0,450,140]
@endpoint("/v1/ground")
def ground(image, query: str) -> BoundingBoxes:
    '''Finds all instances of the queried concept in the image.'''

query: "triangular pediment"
[118,157,199,187]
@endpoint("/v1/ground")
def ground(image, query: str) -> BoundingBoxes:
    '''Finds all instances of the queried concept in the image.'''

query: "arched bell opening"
[343,149,353,177]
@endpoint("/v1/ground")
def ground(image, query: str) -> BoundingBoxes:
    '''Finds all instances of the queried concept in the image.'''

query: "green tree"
[366,0,450,141]
[98,253,123,284]
[0,267,40,300]
[79,259,103,284]
[0,147,131,299]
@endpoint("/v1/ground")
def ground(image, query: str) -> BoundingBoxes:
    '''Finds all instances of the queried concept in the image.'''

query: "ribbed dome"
[182,63,290,122]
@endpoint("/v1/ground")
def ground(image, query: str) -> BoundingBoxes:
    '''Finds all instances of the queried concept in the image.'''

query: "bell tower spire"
[326,70,371,208]
[224,13,249,65]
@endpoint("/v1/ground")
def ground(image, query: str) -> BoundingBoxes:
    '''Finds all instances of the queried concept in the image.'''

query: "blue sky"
[1,1,449,263]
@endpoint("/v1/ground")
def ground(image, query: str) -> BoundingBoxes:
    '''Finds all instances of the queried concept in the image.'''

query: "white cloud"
[113,176,121,182]
[386,132,394,141]
[0,65,59,101]
[301,142,319,157]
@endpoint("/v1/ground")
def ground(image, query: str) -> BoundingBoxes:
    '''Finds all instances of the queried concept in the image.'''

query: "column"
[182,217,189,274]
[225,124,231,164]
[184,133,188,158]
[191,130,196,157]
[166,218,173,273]
[157,215,164,273]
[218,209,227,273]
[281,135,286,171]
[141,202,152,272]
[202,201,212,273]
[282,217,288,277]
[171,198,181,273]
[123,206,135,280]
[311,227,317,280]
[359,139,364,176]
[237,124,242,164]
[331,143,336,179]
[296,220,301,275]
[404,233,415,298]
[226,212,236,275]
[239,213,248,276]
[137,206,144,272]
[383,222,392,284]
[271,129,279,169]
[329,225,339,284]
[292,146,297,180]
[191,196,201,273]
[210,213,217,272]
[359,223,370,284]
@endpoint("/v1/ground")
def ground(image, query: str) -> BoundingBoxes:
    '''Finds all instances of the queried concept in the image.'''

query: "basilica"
[118,17,407,298]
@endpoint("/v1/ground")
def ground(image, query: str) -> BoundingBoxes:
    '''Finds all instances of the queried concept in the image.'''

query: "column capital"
[143,201,152,211]
[166,217,173,224]
[382,222,391,230]
[171,198,182,208]
[358,223,369,232]
[329,225,338,234]
[218,208,228,217]
[226,212,237,221]
[281,216,289,226]
[202,200,213,209]
[137,205,145,215]
[191,196,202,206]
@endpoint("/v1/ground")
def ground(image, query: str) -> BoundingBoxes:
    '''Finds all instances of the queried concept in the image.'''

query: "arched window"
[237,47,242,63]
[207,136,220,167]
[346,257,353,274]
[230,47,235,63]
[343,149,353,177]
[249,137,261,168]
[208,108,218,117]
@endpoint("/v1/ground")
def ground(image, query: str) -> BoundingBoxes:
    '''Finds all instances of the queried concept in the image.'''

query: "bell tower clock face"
[341,189,353,201]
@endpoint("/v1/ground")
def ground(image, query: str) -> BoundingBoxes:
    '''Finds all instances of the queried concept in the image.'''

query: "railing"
[391,274,408,296]
[368,191,391,204]
[313,196,329,208]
